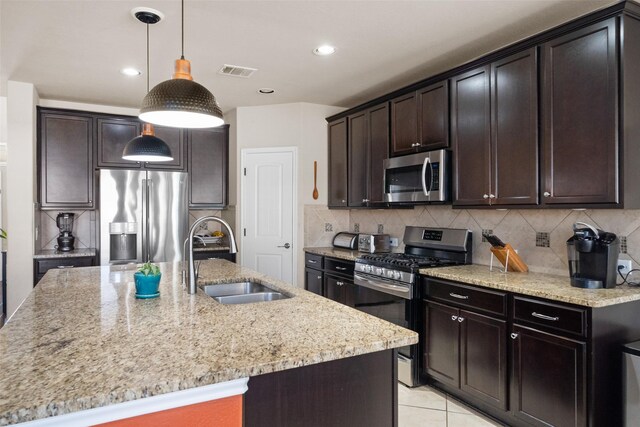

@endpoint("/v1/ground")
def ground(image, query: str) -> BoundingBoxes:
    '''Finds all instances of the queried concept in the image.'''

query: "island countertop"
[0,260,416,425]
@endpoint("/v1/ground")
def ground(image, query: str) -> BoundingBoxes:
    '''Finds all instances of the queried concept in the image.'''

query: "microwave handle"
[421,157,432,196]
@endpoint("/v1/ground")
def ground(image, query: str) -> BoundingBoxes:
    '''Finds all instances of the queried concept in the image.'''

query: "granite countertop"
[0,260,416,425]
[33,248,97,259]
[304,247,360,262]
[421,264,640,308]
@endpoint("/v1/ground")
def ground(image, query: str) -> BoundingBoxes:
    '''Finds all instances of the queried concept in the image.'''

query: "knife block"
[490,243,528,272]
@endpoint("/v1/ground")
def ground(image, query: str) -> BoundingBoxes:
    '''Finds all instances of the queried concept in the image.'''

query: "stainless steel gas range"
[353,226,472,387]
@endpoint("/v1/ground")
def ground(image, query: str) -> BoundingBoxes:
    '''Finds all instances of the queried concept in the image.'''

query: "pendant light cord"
[181,0,185,60]
[146,23,150,93]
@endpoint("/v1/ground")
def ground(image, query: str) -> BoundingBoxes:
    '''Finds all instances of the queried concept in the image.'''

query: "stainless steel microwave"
[383,149,451,203]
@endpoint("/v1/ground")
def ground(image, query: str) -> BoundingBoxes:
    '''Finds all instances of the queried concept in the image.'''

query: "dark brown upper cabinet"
[348,103,389,207]
[390,81,449,157]
[328,118,348,208]
[97,117,186,171]
[96,116,142,169]
[143,125,186,171]
[452,66,492,206]
[39,109,95,209]
[187,126,229,208]
[453,48,538,207]
[541,18,618,206]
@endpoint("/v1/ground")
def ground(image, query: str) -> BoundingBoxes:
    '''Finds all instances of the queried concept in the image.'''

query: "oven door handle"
[354,273,412,300]
[421,157,431,197]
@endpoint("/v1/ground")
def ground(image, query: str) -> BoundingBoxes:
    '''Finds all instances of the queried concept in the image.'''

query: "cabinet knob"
[342,199,346,203]
[510,333,519,340]
[451,315,458,321]
[483,194,489,199]
[317,276,322,279]
[543,191,551,197]
[336,281,344,286]
[489,194,495,199]
[457,316,465,323]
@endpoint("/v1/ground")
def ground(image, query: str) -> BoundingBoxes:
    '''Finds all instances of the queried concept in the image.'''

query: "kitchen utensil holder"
[489,243,528,273]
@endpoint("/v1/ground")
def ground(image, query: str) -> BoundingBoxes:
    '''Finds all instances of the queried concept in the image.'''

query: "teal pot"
[134,272,161,299]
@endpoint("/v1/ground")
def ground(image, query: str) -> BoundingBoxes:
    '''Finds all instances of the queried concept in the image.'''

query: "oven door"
[353,272,420,386]
[383,149,449,203]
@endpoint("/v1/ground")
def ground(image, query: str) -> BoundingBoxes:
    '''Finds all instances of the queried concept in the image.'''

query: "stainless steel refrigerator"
[99,169,188,266]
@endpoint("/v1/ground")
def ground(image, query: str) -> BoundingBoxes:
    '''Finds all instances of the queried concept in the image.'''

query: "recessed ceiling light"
[258,88,275,94]
[121,68,141,76]
[313,45,336,56]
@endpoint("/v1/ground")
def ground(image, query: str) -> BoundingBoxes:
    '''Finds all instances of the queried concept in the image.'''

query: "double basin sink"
[203,281,290,305]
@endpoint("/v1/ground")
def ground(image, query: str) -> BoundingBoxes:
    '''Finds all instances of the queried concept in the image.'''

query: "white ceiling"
[0,0,615,114]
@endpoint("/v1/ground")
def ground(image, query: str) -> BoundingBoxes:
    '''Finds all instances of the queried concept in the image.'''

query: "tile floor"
[398,383,506,426]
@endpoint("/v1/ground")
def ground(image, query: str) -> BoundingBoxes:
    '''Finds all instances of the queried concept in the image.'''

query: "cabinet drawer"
[513,296,586,337]
[305,253,323,269]
[324,257,354,277]
[425,279,507,317]
[36,257,94,274]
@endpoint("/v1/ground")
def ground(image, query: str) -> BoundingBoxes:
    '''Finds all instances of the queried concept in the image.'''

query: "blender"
[56,212,75,252]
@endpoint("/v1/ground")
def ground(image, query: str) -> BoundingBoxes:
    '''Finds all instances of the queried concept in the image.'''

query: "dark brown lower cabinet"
[34,256,96,286]
[244,349,398,427]
[191,251,236,262]
[511,325,586,427]
[424,301,507,410]
[324,274,355,307]
[305,267,323,296]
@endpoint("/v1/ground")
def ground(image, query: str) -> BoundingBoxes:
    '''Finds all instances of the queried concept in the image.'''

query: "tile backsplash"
[304,205,640,276]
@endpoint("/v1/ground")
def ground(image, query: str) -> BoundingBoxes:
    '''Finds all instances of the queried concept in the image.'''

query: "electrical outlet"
[618,259,632,276]
[389,237,399,247]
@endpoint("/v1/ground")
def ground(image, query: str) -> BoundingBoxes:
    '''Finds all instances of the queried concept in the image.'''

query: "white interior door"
[241,148,295,283]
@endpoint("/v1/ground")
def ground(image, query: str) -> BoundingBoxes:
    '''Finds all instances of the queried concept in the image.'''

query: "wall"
[6,81,39,317]
[231,103,344,286]
[305,205,640,277]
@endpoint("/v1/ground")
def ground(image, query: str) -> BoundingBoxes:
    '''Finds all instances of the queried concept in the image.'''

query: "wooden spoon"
[313,161,319,200]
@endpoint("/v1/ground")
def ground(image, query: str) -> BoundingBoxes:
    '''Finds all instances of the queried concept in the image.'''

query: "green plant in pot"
[134,262,161,299]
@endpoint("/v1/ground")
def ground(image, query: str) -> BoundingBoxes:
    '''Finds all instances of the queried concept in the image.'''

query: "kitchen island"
[0,260,417,426]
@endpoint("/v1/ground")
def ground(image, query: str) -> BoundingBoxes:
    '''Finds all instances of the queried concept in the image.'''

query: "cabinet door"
[511,325,587,427]
[418,80,449,151]
[491,48,539,206]
[541,18,618,205]
[188,126,228,208]
[424,301,460,387]
[390,92,418,156]
[459,310,507,410]
[452,66,491,206]
[324,275,344,304]
[368,103,389,203]
[96,117,142,168]
[39,111,95,209]
[348,111,368,207]
[144,125,186,171]
[328,119,348,207]
[305,268,323,296]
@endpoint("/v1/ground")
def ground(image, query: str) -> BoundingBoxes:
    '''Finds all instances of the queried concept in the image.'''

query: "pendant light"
[123,10,173,162]
[139,0,224,128]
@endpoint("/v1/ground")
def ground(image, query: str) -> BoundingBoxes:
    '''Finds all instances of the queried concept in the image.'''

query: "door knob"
[278,243,291,249]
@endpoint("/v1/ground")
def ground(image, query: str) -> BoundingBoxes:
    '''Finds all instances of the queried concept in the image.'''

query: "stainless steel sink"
[203,281,290,304]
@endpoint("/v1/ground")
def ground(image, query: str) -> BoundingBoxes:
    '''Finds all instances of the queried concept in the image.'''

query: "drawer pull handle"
[308,260,317,264]
[457,316,465,323]
[336,281,344,286]
[335,266,347,271]
[531,312,559,322]
[449,292,469,300]
[57,265,74,269]
[510,333,519,339]
[451,315,458,321]
[317,276,322,280]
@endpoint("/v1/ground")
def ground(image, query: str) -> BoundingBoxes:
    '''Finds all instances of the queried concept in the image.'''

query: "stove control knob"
[386,270,394,278]
[394,271,402,280]
[365,265,372,273]
[376,267,383,275]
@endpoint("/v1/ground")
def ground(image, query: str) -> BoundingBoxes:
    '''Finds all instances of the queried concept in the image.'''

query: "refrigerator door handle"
[141,178,147,263]
[146,178,152,263]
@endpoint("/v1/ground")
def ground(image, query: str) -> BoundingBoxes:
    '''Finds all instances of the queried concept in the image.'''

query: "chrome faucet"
[184,216,238,294]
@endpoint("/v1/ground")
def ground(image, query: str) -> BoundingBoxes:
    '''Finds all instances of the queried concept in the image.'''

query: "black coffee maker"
[567,222,619,289]
[56,212,75,252]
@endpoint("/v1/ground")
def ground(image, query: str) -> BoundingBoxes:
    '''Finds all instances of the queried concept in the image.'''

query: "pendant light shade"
[139,59,224,128]
[123,124,173,162]
[139,0,224,129]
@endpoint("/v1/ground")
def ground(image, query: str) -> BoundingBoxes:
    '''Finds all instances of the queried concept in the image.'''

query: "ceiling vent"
[218,64,258,78]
